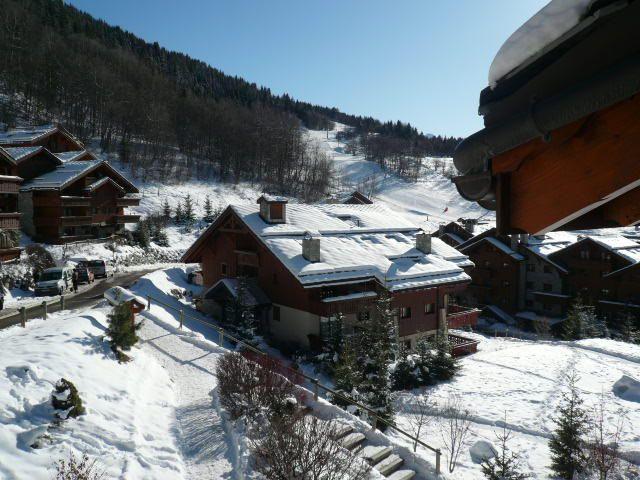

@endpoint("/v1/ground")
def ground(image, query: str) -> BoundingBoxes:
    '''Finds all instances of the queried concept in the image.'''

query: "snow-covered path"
[138,311,237,479]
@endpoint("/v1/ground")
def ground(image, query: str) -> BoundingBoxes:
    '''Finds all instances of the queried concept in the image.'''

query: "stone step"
[333,423,354,440]
[386,469,416,480]
[360,445,393,465]
[341,432,366,450]
[374,453,404,476]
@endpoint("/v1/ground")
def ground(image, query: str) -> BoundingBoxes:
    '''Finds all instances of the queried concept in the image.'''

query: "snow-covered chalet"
[182,196,481,354]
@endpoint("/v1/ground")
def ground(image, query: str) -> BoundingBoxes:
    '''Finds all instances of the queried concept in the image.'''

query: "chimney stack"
[302,234,320,262]
[416,232,432,254]
[257,195,287,224]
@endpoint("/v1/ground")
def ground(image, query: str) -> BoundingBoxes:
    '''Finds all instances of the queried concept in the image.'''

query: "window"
[526,264,535,272]
[580,250,590,260]
[543,283,552,292]
[503,262,509,268]
[601,252,611,261]
[400,307,411,319]
[220,263,228,276]
[543,265,552,274]
[424,303,435,314]
[272,306,281,322]
[601,288,609,297]
[484,260,490,268]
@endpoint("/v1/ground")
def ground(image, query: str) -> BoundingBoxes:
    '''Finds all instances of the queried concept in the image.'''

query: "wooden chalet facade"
[183,197,480,354]
[20,161,140,244]
[0,124,140,248]
[453,1,640,235]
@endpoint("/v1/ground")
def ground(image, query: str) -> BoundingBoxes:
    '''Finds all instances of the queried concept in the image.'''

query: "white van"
[35,267,73,296]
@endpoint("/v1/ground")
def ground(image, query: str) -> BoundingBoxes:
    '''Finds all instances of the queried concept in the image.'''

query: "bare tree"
[54,452,104,480]
[588,392,626,480]
[440,394,474,473]
[481,413,530,479]
[251,414,370,480]
[405,394,437,452]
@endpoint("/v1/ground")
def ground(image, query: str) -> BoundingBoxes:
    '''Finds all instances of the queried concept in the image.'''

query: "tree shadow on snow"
[176,393,233,475]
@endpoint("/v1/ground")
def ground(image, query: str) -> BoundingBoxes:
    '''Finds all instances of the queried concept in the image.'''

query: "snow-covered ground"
[0,308,186,479]
[392,332,640,478]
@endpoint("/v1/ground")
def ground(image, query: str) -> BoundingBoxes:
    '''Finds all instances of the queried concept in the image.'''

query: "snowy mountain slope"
[307,125,494,231]
[0,309,186,479]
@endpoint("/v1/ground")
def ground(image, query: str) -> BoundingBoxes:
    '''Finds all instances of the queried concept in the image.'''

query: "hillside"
[0,0,460,199]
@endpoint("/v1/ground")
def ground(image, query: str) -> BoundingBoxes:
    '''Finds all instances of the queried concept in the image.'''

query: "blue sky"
[68,0,547,138]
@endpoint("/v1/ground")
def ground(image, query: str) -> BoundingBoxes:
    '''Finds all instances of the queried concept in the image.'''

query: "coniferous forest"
[0,0,460,198]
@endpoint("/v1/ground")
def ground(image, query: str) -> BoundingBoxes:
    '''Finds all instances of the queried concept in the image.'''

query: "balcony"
[0,180,21,194]
[448,333,479,357]
[61,196,91,207]
[114,214,140,223]
[60,234,94,244]
[116,197,141,207]
[0,212,21,229]
[446,304,481,329]
[61,215,94,227]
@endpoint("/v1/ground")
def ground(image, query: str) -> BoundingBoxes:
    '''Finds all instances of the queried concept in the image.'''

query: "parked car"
[80,259,110,279]
[75,266,95,284]
[35,267,73,296]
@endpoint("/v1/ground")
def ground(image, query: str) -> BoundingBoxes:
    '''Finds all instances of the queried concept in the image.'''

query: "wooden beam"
[562,185,640,230]
[492,94,640,234]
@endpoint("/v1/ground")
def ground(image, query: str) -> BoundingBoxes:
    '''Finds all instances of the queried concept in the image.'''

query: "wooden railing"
[0,181,20,194]
[114,214,140,223]
[116,197,141,207]
[61,196,91,206]
[447,304,480,329]
[61,215,93,226]
[0,212,20,229]
[146,294,443,474]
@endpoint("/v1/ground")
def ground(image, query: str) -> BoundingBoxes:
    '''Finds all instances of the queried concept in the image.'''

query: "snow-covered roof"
[20,160,101,191]
[53,150,94,163]
[488,0,592,87]
[229,203,472,291]
[0,125,58,145]
[461,236,525,261]
[85,176,124,193]
[0,146,42,163]
[257,194,288,203]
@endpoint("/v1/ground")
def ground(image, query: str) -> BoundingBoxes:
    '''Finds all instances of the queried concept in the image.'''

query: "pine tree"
[162,198,171,221]
[430,334,459,381]
[549,370,589,479]
[183,194,195,225]
[174,203,184,224]
[414,337,435,385]
[391,344,418,390]
[481,416,530,480]
[234,276,256,340]
[562,296,599,340]
[203,195,214,223]
[332,338,363,410]
[619,311,640,344]
[106,302,141,361]
[134,221,151,249]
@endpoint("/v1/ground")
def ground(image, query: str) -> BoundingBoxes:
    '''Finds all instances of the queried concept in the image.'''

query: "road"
[0,268,158,330]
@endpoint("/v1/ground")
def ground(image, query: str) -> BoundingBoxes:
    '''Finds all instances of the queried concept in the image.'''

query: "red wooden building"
[19,160,140,243]
[183,196,480,353]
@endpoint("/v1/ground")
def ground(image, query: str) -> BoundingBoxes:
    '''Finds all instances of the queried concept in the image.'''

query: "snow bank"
[488,0,592,87]
[470,440,495,464]
[613,375,640,403]
[0,311,186,479]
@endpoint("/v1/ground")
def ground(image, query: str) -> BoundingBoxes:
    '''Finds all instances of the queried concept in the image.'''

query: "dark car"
[80,259,109,279]
[75,266,95,284]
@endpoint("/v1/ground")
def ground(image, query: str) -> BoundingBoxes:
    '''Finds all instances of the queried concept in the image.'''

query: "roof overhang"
[453,0,640,234]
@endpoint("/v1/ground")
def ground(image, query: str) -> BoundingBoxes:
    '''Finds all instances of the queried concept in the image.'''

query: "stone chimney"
[302,234,320,262]
[257,195,287,224]
[464,221,475,234]
[416,232,432,254]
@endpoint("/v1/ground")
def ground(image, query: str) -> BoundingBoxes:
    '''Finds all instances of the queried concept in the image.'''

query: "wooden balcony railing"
[446,305,480,329]
[61,196,91,207]
[114,214,140,223]
[448,333,479,357]
[0,212,21,229]
[0,181,21,194]
[60,215,94,226]
[116,197,141,207]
